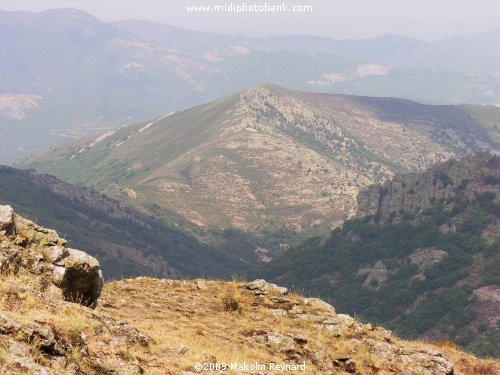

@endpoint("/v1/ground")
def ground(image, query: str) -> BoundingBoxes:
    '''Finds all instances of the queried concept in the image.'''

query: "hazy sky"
[1,0,499,40]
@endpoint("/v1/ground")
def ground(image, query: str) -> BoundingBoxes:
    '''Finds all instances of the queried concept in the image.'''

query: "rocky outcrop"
[245,279,289,295]
[0,205,14,232]
[0,205,103,307]
[409,247,448,268]
[0,311,62,355]
[0,206,155,373]
[0,282,150,374]
[51,248,103,307]
[360,338,456,375]
[471,285,500,326]
[356,153,500,223]
[357,261,390,289]
[240,278,460,374]
[472,285,500,303]
[0,166,134,221]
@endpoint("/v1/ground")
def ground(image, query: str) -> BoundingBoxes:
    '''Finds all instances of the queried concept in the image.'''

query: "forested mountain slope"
[249,154,500,357]
[0,166,257,278]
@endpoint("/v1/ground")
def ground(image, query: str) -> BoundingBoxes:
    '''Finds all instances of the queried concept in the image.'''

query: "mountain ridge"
[0,165,259,279]
[2,7,500,164]
[22,85,499,253]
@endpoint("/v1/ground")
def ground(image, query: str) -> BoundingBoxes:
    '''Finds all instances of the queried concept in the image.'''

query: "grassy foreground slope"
[1,275,499,374]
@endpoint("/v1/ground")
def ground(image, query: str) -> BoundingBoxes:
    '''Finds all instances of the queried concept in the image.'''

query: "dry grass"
[99,279,320,373]
[1,275,498,374]
[97,278,500,374]
[0,274,106,373]
[428,340,500,375]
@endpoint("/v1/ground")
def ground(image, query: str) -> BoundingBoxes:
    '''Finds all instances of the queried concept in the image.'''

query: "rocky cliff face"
[356,153,500,223]
[0,167,134,221]
[252,153,499,358]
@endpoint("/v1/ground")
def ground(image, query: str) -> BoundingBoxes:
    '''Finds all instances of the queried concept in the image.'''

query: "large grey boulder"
[0,205,14,233]
[0,204,104,308]
[51,248,104,307]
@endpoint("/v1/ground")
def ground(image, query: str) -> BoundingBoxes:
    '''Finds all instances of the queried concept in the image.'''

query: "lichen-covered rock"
[361,338,458,374]
[0,205,103,307]
[246,279,288,295]
[303,297,336,314]
[52,248,104,307]
[0,205,14,233]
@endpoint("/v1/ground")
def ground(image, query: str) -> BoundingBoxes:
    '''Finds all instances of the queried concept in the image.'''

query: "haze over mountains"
[1,8,500,163]
[114,19,500,74]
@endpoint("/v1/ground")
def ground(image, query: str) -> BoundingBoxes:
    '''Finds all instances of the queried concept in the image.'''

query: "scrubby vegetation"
[249,192,500,358]
[23,86,498,256]
[0,166,258,279]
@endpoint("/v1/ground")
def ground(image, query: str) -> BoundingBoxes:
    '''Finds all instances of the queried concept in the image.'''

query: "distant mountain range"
[21,85,500,253]
[248,153,500,358]
[1,8,500,163]
[113,19,500,74]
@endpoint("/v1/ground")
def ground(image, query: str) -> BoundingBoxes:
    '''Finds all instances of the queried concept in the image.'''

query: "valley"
[0,166,259,279]
[0,206,498,373]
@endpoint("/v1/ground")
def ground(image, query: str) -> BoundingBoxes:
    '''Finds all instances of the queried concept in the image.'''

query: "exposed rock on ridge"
[0,204,103,307]
[24,86,499,248]
[0,166,134,221]
[356,153,500,223]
